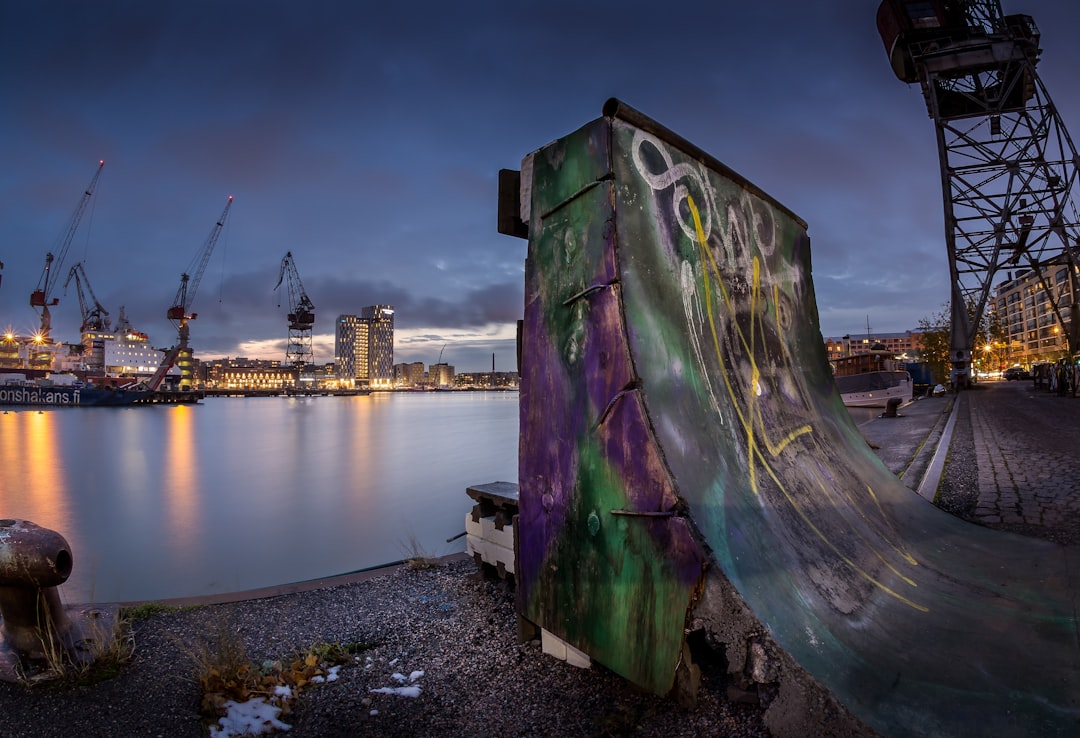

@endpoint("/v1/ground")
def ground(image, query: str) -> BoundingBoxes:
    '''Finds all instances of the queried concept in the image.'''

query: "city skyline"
[2,2,1079,372]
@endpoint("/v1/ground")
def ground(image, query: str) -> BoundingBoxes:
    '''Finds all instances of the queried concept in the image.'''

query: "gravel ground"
[0,558,770,738]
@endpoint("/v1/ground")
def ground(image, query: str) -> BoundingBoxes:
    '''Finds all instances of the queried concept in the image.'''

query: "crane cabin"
[876,0,1041,117]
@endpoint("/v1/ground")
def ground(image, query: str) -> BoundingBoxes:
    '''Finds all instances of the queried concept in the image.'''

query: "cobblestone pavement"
[959,380,1080,544]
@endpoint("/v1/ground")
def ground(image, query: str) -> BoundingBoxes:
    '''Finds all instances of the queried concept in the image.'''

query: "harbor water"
[0,391,518,604]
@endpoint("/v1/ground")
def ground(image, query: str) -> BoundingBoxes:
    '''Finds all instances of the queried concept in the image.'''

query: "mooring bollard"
[0,518,117,681]
[883,397,902,418]
[0,519,74,657]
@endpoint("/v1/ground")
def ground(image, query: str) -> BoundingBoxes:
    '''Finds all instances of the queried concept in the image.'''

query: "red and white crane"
[29,160,105,340]
[157,195,233,390]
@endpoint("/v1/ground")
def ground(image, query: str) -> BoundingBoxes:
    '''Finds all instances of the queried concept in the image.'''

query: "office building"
[362,305,394,388]
[336,305,394,388]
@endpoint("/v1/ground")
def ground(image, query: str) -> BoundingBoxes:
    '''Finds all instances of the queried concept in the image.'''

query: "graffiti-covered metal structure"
[502,99,1079,736]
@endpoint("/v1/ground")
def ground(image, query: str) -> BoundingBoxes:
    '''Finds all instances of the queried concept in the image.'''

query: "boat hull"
[0,385,146,408]
[835,370,913,408]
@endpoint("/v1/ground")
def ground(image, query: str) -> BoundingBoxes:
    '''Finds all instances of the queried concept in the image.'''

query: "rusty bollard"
[0,519,117,681]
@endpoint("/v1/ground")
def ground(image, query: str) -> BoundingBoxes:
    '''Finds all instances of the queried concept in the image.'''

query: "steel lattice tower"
[878,0,1080,385]
[274,251,316,377]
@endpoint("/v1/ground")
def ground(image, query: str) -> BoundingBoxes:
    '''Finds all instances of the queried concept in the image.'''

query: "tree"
[917,305,951,385]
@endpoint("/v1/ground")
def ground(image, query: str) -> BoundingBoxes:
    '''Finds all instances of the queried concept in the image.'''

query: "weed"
[19,605,135,687]
[400,532,440,569]
[121,602,196,621]
[184,626,376,725]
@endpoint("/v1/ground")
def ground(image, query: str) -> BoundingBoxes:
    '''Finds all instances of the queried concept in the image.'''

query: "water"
[0,392,518,604]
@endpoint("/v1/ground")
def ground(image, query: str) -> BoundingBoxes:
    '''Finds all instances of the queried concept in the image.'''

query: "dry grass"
[19,601,134,687]
[178,616,371,724]
[400,532,440,569]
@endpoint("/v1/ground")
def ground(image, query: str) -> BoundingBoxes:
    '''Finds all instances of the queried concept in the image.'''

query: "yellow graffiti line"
[830,480,919,569]
[817,480,919,587]
[756,450,928,612]
[685,195,923,612]
[688,197,760,492]
[687,196,813,492]
[748,257,762,471]
[747,260,811,456]
[862,484,919,566]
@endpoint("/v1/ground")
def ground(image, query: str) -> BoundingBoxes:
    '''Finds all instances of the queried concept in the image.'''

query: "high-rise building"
[335,314,361,383]
[336,306,394,387]
[992,258,1077,366]
[362,305,394,388]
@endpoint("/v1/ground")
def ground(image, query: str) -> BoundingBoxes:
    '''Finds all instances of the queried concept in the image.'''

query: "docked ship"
[0,373,147,407]
[830,346,913,408]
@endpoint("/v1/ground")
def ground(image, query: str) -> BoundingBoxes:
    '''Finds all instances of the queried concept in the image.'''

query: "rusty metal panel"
[518,116,704,695]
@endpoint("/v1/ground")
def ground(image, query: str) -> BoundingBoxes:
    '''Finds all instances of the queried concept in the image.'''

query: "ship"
[830,346,913,408]
[0,373,147,408]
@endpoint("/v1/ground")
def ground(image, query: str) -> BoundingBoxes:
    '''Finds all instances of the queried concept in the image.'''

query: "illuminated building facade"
[204,359,292,389]
[336,306,394,387]
[429,362,454,388]
[336,314,362,384]
[823,331,923,360]
[992,260,1078,366]
[362,305,394,388]
[394,361,426,387]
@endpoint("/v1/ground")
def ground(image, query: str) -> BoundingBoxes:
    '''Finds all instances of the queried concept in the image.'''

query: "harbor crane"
[29,160,105,340]
[878,0,1080,386]
[274,251,316,374]
[163,195,233,390]
[64,262,110,334]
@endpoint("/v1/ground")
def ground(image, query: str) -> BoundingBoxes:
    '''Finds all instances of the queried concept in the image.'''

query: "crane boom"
[64,262,110,333]
[161,195,234,392]
[30,160,105,336]
[168,195,233,322]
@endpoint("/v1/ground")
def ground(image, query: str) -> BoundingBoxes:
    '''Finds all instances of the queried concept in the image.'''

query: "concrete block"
[565,642,592,669]
[541,628,566,660]
[464,513,516,572]
[540,628,591,669]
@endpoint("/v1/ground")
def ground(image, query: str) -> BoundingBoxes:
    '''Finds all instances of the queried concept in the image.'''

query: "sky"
[2,1,1079,372]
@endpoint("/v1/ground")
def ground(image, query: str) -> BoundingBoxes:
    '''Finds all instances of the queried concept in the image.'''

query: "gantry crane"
[878,1,1080,387]
[64,262,110,334]
[29,160,105,341]
[274,251,316,375]
[162,196,233,390]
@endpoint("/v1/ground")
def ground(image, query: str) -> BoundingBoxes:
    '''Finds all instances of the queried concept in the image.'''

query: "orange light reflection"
[0,411,72,533]
[162,405,199,552]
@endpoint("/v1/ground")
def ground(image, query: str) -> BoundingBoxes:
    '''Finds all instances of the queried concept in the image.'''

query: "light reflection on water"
[0,392,518,604]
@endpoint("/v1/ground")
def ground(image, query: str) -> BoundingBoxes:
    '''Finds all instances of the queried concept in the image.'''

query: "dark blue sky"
[2,1,1077,371]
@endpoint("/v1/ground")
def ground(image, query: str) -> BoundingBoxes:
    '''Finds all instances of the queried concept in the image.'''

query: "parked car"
[1004,366,1030,381]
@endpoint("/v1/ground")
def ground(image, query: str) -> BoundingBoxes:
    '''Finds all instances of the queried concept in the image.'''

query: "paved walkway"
[964,380,1080,543]
[859,380,1080,545]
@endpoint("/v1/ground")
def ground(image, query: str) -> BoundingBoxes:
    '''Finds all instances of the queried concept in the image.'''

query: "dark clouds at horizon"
[2,0,1077,370]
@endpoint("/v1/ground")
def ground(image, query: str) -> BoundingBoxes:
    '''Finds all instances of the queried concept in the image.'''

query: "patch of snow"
[209,698,291,737]
[370,685,422,698]
[311,665,341,684]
